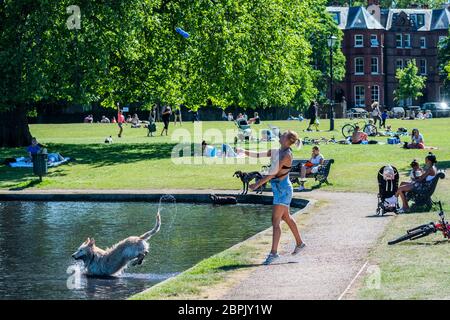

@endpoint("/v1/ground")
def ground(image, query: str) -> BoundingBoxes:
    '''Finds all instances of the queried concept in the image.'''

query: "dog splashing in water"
[72,211,161,277]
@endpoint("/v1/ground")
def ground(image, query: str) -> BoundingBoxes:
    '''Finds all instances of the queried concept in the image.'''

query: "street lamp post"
[327,35,337,131]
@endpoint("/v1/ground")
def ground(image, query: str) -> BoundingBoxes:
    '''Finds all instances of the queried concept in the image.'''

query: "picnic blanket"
[8,155,71,168]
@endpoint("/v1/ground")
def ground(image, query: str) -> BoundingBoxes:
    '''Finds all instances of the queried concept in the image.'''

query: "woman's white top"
[310,154,324,166]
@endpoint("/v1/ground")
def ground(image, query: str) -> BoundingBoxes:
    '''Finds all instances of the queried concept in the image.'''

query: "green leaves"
[394,60,426,103]
[0,0,344,112]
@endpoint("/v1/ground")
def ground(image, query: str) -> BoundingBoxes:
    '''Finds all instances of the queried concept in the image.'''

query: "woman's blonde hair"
[285,130,301,147]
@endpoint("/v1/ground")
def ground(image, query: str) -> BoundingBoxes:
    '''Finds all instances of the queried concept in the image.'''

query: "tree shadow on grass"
[0,142,184,189]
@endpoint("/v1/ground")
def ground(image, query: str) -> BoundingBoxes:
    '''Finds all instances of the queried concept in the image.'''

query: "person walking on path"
[161,106,172,136]
[306,101,319,132]
[238,130,306,265]
[117,104,125,138]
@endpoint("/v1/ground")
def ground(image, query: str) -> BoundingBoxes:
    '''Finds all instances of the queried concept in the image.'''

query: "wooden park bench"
[406,171,446,211]
[262,159,335,189]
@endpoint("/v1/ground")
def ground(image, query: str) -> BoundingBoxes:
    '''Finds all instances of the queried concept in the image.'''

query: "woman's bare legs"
[270,205,284,254]
[396,183,413,209]
[271,205,303,254]
[281,209,303,246]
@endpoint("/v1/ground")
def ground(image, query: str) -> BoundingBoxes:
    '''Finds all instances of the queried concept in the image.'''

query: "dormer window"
[355,35,364,47]
[331,12,340,25]
[417,14,425,28]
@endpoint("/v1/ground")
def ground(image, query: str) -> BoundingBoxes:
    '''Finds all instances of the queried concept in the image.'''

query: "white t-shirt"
[310,154,324,166]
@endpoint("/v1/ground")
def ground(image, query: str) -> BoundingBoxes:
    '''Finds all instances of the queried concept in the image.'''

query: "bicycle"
[388,201,450,245]
[341,120,378,139]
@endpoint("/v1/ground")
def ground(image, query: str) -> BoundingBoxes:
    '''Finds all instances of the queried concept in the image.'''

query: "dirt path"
[217,191,392,300]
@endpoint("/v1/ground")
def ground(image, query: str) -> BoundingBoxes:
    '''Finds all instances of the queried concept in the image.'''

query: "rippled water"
[0,201,275,300]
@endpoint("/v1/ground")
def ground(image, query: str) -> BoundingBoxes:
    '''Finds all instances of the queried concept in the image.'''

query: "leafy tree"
[394,60,426,106]
[0,0,343,147]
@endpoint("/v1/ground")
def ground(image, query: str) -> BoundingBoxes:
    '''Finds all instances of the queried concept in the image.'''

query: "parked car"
[346,108,368,119]
[391,107,405,119]
[421,102,450,117]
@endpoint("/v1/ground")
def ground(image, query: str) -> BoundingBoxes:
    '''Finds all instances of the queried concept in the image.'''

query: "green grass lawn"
[0,118,449,195]
[358,210,450,300]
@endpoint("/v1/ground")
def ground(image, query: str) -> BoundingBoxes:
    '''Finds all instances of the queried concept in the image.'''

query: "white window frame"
[404,34,411,48]
[420,36,426,48]
[355,57,364,75]
[396,34,403,48]
[419,59,427,75]
[354,34,364,48]
[371,57,379,74]
[354,85,365,107]
[370,34,379,47]
[371,85,380,102]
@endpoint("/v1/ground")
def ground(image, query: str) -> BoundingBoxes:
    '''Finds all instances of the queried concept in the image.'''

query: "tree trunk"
[0,105,32,148]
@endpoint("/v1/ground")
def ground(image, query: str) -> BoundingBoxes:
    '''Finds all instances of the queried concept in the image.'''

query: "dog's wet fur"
[72,211,161,277]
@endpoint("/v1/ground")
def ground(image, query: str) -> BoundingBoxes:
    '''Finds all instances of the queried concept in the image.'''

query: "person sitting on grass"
[403,128,424,149]
[351,126,368,144]
[248,112,260,124]
[395,153,437,213]
[131,114,141,128]
[100,115,110,123]
[84,114,93,123]
[297,146,324,191]
[26,137,41,162]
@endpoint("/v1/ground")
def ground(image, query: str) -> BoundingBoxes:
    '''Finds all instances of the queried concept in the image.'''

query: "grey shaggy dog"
[72,211,161,277]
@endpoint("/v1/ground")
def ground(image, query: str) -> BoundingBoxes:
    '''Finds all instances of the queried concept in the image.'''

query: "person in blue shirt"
[381,109,388,129]
[26,137,41,160]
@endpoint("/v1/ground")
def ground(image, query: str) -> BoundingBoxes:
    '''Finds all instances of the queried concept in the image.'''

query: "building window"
[439,36,447,47]
[370,34,379,47]
[405,59,411,67]
[396,34,402,48]
[371,57,379,74]
[355,57,364,75]
[419,59,427,75]
[420,37,426,48]
[404,34,411,48]
[417,14,425,28]
[354,34,364,47]
[331,12,340,25]
[354,86,365,107]
[396,59,403,70]
[371,85,380,102]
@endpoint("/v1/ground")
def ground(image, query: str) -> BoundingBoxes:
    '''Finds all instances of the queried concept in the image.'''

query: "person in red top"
[117,104,125,138]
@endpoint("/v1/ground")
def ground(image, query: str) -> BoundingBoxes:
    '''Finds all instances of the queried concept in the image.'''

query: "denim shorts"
[270,177,293,207]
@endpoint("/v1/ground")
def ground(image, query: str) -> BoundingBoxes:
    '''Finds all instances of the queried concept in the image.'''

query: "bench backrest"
[427,171,446,196]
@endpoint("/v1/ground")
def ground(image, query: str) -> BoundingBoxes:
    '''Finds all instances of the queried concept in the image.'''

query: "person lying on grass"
[351,126,368,144]
[297,146,324,192]
[395,153,437,213]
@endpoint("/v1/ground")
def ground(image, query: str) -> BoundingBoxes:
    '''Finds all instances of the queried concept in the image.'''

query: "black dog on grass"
[233,170,266,195]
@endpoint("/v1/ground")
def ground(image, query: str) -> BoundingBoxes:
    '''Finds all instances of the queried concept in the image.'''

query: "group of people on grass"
[224,112,260,124]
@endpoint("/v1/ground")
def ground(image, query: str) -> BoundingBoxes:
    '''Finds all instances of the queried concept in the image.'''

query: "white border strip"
[338,260,369,300]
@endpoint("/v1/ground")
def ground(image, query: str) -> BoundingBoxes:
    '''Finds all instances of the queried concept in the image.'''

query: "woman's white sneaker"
[292,242,306,255]
[262,253,279,265]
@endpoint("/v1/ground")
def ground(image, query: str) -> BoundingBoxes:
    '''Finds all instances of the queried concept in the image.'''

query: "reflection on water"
[0,201,274,300]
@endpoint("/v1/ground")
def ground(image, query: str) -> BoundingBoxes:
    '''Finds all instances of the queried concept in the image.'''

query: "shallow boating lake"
[0,201,277,300]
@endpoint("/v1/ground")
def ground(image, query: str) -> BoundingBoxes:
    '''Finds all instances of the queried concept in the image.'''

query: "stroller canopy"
[377,165,399,198]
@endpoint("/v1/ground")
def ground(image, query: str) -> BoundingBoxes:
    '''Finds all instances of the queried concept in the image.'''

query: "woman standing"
[238,130,306,265]
[161,106,172,136]
[174,106,183,126]
[371,102,381,128]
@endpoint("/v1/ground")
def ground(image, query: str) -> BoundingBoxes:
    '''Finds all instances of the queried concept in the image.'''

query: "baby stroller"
[376,165,400,215]
[235,118,253,142]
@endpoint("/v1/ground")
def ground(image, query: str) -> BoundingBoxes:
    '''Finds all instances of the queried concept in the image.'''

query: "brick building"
[327,1,449,110]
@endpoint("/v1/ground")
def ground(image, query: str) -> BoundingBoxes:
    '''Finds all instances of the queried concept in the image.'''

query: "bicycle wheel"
[341,124,355,139]
[388,226,433,245]
[364,124,378,137]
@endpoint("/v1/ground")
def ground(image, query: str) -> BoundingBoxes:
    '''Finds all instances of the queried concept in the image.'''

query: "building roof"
[327,6,384,29]
[327,5,450,31]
